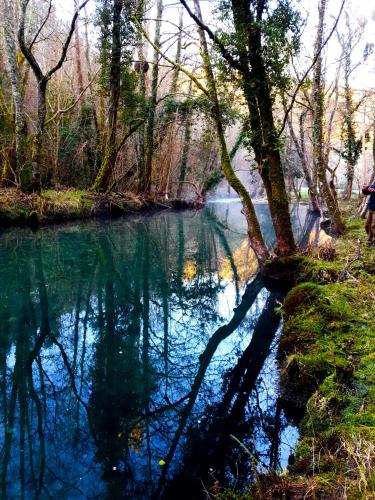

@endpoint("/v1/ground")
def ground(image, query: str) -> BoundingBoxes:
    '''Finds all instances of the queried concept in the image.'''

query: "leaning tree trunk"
[230,0,296,256]
[312,0,345,234]
[193,0,269,263]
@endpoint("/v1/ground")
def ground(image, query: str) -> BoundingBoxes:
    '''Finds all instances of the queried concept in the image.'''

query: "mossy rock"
[262,255,340,287]
[283,282,322,317]
[279,352,332,420]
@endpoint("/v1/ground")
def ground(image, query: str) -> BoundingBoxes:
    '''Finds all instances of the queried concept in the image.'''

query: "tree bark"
[73,0,84,97]
[312,0,345,234]
[92,0,124,192]
[140,0,163,194]
[176,80,193,199]
[135,14,147,184]
[287,110,320,213]
[193,0,269,262]
[229,0,297,255]
[83,6,100,141]
[339,13,360,201]
[170,7,183,95]
[2,0,25,185]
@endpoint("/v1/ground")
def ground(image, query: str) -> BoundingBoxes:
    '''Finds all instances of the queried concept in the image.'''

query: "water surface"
[0,201,311,499]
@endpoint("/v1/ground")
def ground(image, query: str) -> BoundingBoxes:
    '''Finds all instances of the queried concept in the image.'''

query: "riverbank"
[0,188,202,227]
[250,212,375,498]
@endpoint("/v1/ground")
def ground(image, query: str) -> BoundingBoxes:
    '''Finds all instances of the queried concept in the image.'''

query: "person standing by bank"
[362,182,375,245]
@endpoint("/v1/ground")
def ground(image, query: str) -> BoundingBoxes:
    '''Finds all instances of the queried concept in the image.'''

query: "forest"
[0,0,374,498]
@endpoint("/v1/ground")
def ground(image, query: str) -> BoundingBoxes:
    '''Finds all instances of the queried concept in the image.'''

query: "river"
[0,200,314,499]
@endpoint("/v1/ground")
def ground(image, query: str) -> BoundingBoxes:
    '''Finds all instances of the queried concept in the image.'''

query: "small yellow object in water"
[158,460,166,466]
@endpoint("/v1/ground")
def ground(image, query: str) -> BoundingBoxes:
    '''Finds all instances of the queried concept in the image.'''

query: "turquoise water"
[0,201,309,499]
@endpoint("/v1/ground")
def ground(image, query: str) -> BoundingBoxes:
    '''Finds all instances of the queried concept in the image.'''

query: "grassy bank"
[0,188,199,227]
[222,214,375,499]
[0,188,138,225]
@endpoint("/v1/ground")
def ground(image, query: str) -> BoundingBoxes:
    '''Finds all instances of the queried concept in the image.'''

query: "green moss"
[39,190,95,219]
[252,214,375,497]
[221,214,374,498]
[0,188,146,226]
[262,255,341,285]
[277,275,375,497]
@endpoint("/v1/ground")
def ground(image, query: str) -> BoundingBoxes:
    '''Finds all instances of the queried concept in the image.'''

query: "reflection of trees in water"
[0,208,295,498]
[162,291,285,499]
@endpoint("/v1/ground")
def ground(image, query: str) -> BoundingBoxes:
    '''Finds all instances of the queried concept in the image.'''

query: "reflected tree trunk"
[156,277,264,495]
[164,290,283,497]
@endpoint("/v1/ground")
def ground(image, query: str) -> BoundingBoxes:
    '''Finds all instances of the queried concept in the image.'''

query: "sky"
[53,0,375,91]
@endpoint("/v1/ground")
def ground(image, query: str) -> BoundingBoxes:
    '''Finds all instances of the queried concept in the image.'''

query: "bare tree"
[18,0,90,191]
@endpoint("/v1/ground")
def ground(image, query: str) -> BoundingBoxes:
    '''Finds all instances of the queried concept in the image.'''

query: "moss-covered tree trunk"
[193,0,269,262]
[31,80,48,191]
[92,0,123,192]
[341,87,357,201]
[2,0,25,186]
[230,0,297,256]
[312,0,345,233]
[339,13,360,201]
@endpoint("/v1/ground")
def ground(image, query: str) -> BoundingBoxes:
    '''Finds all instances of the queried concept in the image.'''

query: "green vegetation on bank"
[221,215,375,499]
[0,188,159,226]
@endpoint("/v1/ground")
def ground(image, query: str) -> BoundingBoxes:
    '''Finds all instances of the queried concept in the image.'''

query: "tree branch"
[179,0,244,72]
[45,0,90,81]
[137,20,209,95]
[117,118,146,152]
[18,0,44,82]
[278,0,346,137]
[29,0,52,51]
[18,0,90,84]
[44,67,100,126]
